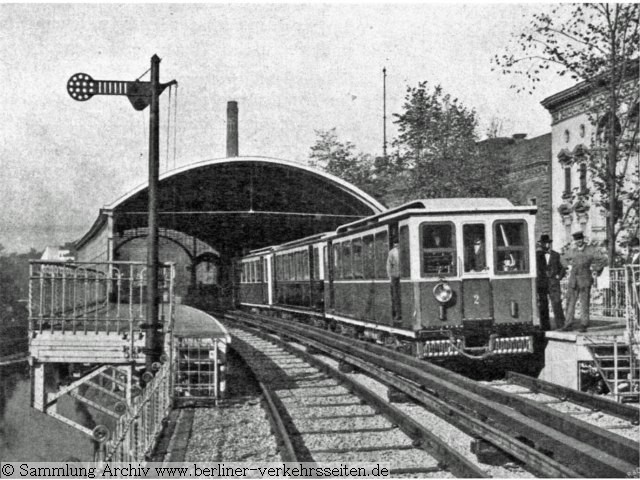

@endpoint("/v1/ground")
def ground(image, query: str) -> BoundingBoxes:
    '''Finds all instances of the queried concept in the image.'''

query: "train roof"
[241,230,334,258]
[336,198,537,234]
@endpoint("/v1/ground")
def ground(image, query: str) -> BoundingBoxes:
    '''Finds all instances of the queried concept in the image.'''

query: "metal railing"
[560,264,640,333]
[29,261,175,335]
[102,361,174,462]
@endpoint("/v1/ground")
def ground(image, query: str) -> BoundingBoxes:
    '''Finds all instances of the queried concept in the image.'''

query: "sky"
[0,2,577,253]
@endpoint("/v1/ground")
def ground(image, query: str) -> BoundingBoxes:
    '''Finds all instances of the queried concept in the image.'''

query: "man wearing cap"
[536,234,566,331]
[386,240,402,325]
[559,231,608,333]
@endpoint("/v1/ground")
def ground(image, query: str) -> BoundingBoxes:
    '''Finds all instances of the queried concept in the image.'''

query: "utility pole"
[383,67,388,159]
[67,55,176,377]
[147,55,161,374]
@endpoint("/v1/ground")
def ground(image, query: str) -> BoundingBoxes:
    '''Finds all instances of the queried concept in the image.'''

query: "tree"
[493,3,639,265]
[309,128,376,194]
[391,82,510,202]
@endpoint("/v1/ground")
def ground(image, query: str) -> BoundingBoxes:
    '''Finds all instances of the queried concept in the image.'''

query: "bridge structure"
[29,156,384,460]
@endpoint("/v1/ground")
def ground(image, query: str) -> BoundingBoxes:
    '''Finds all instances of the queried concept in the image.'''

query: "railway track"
[222,309,639,478]
[229,326,483,477]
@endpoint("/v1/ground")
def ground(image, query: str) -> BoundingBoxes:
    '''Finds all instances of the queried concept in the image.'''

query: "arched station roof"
[78,156,385,255]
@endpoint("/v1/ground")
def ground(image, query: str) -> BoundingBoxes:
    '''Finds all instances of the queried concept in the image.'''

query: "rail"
[560,264,639,329]
[226,309,638,478]
[28,261,174,335]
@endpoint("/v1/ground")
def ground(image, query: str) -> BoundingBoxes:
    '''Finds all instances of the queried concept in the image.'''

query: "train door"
[325,242,334,310]
[263,256,270,305]
[461,224,493,320]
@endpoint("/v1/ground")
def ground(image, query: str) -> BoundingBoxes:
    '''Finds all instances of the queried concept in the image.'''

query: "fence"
[29,261,174,335]
[560,264,640,334]
[101,361,174,462]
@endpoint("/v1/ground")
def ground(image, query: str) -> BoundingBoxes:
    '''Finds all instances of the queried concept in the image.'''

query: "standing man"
[387,240,401,325]
[466,236,487,272]
[627,237,640,265]
[627,237,640,323]
[536,234,566,331]
[559,231,607,333]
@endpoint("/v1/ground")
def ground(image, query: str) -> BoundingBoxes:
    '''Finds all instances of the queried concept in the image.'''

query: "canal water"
[0,362,95,461]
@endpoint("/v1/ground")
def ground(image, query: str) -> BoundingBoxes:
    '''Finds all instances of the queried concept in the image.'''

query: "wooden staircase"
[586,341,640,403]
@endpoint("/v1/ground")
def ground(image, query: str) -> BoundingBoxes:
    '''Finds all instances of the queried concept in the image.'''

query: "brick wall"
[478,133,552,242]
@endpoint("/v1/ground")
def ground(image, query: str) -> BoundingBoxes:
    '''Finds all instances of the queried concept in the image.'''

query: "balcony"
[29,261,174,364]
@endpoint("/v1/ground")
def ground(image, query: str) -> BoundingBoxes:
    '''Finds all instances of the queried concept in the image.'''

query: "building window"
[579,124,586,138]
[563,166,572,198]
[529,197,537,206]
[579,163,588,194]
[564,129,570,143]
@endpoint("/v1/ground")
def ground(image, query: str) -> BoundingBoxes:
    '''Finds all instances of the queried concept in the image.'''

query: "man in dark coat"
[627,237,639,322]
[627,237,640,265]
[559,231,607,333]
[465,237,487,272]
[536,234,566,331]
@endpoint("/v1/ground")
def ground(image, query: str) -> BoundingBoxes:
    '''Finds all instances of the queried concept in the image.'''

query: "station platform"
[540,319,638,399]
[173,305,230,341]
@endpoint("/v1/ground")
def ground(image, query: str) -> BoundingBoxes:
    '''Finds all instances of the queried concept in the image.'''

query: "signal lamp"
[433,282,453,304]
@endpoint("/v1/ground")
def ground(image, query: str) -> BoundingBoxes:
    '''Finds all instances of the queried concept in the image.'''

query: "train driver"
[423,229,454,274]
[465,236,487,272]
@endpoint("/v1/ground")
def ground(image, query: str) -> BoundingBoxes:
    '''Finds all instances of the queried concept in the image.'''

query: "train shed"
[74,156,385,302]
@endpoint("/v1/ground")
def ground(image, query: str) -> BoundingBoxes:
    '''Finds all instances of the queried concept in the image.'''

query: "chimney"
[227,101,238,157]
[512,133,527,141]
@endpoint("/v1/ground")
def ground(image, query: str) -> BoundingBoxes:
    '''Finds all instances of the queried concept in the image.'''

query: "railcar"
[236,198,541,364]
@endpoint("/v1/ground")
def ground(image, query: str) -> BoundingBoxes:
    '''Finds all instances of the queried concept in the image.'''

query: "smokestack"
[227,101,238,157]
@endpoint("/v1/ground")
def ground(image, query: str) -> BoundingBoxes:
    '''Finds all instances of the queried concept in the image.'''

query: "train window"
[463,224,487,272]
[363,235,374,278]
[323,245,328,280]
[257,261,263,283]
[292,253,298,280]
[494,221,528,273]
[302,251,310,280]
[421,223,456,276]
[342,241,352,279]
[284,254,290,281]
[333,243,342,280]
[399,225,410,278]
[374,231,388,279]
[313,247,319,280]
[352,238,363,278]
[295,252,302,280]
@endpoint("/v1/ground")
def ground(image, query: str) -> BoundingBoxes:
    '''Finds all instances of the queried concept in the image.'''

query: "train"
[234,198,542,368]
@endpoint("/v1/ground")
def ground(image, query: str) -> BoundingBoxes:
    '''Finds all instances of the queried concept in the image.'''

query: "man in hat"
[627,237,640,265]
[559,231,608,333]
[536,234,566,331]
[386,239,402,325]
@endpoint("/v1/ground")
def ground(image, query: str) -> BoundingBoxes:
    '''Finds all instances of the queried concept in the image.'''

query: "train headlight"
[433,282,453,304]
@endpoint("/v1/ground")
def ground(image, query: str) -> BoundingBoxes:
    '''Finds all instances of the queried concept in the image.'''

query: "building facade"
[541,76,639,253]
